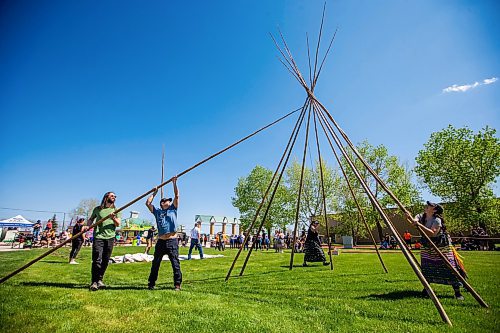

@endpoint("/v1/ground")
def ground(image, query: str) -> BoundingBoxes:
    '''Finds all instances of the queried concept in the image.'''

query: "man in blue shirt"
[145,176,181,291]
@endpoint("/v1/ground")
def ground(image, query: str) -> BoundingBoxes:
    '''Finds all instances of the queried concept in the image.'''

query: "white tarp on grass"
[110,253,223,264]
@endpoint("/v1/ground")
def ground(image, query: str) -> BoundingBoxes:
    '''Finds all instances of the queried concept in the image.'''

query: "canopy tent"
[0,215,34,228]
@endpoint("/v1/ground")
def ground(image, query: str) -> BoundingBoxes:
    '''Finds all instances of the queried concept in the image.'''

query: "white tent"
[0,215,34,228]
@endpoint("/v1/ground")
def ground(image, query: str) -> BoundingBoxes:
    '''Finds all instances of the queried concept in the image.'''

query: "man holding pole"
[145,176,182,291]
[87,192,121,291]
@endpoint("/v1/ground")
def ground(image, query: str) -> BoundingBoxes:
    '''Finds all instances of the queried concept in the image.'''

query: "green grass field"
[0,246,498,333]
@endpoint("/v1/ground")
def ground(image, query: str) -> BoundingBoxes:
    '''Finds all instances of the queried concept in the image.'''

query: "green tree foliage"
[51,214,58,231]
[232,166,293,234]
[338,141,421,241]
[285,159,341,230]
[415,125,500,233]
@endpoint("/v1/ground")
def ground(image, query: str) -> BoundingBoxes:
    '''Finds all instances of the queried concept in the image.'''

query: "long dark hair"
[99,192,115,209]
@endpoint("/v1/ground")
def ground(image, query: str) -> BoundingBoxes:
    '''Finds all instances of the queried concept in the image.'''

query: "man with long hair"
[145,176,181,290]
[87,192,121,291]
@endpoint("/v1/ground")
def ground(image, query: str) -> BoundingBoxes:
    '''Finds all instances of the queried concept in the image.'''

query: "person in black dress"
[303,221,329,267]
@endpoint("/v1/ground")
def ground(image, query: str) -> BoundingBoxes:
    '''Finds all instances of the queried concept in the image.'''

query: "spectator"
[33,220,41,241]
[69,218,86,264]
[403,230,412,248]
[188,222,204,260]
[144,226,156,255]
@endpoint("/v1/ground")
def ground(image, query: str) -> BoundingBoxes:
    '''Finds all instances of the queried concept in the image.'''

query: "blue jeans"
[188,239,204,259]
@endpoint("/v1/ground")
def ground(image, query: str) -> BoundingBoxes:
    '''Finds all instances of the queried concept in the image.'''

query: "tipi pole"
[314,106,388,273]
[314,98,488,308]
[314,103,422,269]
[161,144,165,199]
[0,107,301,285]
[311,100,452,326]
[226,104,307,281]
[311,110,333,270]
[289,106,312,270]
[239,102,311,277]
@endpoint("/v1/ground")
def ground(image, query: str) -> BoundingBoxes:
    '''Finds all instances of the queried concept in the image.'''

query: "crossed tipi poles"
[0,5,488,327]
[224,6,488,326]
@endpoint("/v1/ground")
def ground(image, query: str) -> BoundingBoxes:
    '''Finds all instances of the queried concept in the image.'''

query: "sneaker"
[89,282,98,291]
[302,262,308,267]
[174,284,181,291]
[454,290,465,301]
[97,280,106,289]
[148,285,155,290]
[323,261,330,266]
[69,260,79,265]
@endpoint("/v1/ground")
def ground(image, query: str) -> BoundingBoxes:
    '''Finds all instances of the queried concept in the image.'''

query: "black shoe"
[421,288,429,298]
[148,285,155,290]
[89,282,98,291]
[97,280,106,289]
[323,261,330,266]
[302,262,308,267]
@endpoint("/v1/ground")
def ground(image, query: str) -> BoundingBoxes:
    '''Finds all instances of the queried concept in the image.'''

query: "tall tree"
[232,166,293,234]
[415,125,500,233]
[71,198,99,221]
[339,140,421,241]
[51,214,58,231]
[285,159,341,230]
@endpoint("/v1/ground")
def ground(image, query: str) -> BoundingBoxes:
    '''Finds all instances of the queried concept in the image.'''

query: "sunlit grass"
[0,246,498,333]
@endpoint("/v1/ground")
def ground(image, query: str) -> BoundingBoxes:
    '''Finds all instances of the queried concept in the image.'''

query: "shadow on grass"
[19,281,147,290]
[359,290,456,300]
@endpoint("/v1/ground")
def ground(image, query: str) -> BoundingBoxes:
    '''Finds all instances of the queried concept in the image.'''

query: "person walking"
[188,222,204,260]
[413,201,467,300]
[146,176,182,291]
[87,192,121,291]
[144,226,156,255]
[303,221,329,267]
[69,218,86,264]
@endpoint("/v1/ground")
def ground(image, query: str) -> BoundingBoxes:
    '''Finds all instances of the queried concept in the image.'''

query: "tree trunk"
[376,220,384,243]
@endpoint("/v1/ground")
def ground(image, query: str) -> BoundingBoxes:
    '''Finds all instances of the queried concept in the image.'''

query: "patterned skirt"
[421,243,464,287]
[304,241,326,262]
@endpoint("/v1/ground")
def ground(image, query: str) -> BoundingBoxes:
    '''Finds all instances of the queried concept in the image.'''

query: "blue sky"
[1,0,499,233]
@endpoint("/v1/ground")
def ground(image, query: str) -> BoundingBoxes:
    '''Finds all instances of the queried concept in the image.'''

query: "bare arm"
[412,215,441,237]
[110,212,120,227]
[146,187,158,213]
[172,176,179,208]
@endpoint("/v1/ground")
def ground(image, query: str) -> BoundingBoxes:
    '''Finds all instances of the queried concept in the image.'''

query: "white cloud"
[483,77,498,85]
[442,77,498,93]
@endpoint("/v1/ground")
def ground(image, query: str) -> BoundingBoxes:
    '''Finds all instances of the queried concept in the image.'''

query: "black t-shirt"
[72,223,84,240]
[146,228,155,240]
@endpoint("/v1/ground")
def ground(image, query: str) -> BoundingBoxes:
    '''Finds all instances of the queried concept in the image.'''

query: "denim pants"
[148,238,182,287]
[188,239,204,259]
[91,238,114,283]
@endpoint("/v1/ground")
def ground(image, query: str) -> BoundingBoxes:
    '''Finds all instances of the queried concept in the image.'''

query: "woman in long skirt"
[413,201,467,300]
[303,221,329,267]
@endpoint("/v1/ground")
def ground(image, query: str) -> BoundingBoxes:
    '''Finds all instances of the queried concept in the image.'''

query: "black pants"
[70,238,83,260]
[91,238,114,284]
[148,238,182,287]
